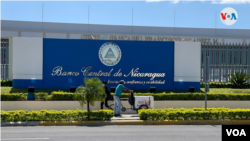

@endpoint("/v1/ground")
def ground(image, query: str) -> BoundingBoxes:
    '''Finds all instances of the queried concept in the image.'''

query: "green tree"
[74,77,105,114]
[230,72,250,88]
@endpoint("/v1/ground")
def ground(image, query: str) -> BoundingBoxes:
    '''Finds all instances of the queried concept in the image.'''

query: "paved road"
[1,125,221,141]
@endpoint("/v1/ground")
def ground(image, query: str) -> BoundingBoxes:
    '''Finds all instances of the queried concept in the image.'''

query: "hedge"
[1,93,48,101]
[200,82,250,88]
[2,92,250,101]
[110,92,250,100]
[35,92,48,101]
[1,80,12,87]
[1,93,28,101]
[0,109,114,122]
[0,92,75,101]
[138,108,250,120]
[48,92,250,101]
[50,91,75,100]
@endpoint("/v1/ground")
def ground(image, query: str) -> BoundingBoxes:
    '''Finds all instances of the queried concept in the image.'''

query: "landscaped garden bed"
[200,82,250,88]
[138,108,250,120]
[1,91,250,101]
[0,109,114,122]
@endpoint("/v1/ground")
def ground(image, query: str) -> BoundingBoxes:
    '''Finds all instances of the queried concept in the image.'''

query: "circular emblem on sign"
[220,7,238,26]
[99,42,121,66]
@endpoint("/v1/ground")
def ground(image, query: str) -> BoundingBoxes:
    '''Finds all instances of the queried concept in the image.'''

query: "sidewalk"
[111,114,139,120]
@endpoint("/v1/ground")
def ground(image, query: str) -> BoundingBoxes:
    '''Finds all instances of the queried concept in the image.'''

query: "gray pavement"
[1,125,221,141]
[111,114,140,120]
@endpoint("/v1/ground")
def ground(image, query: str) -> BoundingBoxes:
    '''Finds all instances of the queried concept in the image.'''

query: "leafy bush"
[51,91,75,100]
[1,93,27,101]
[110,92,250,100]
[1,93,49,101]
[138,108,250,120]
[35,92,48,101]
[0,109,114,122]
[1,80,12,87]
[230,72,250,88]
[2,92,250,101]
[200,82,250,88]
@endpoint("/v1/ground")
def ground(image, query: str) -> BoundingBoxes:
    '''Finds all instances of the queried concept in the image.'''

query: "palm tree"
[74,77,105,113]
[230,72,250,88]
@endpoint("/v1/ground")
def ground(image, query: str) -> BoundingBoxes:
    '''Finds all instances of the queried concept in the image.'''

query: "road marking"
[2,138,49,140]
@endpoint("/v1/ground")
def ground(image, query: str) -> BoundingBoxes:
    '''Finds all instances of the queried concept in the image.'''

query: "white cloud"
[146,0,166,1]
[170,0,180,4]
[182,0,194,3]
[212,0,250,4]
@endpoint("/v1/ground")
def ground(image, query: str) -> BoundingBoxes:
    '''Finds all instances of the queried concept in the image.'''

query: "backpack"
[128,92,134,106]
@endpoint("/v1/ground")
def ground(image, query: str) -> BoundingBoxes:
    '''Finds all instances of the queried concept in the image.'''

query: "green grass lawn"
[1,87,250,94]
[200,88,250,94]
[123,88,250,94]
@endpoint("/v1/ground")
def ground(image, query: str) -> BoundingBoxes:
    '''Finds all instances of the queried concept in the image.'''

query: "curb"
[1,120,250,126]
[1,121,40,126]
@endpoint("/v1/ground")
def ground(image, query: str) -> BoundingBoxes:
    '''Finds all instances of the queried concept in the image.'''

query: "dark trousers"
[101,96,110,109]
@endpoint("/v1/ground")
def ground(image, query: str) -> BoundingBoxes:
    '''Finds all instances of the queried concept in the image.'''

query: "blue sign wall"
[43,39,174,90]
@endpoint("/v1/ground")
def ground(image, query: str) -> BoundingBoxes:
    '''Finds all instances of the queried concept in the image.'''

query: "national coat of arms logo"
[99,42,121,66]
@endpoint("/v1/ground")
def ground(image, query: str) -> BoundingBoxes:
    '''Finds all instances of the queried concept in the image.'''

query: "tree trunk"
[87,101,90,112]
[87,101,90,120]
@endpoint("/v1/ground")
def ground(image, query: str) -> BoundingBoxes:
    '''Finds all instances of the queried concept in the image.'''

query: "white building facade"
[1,20,250,44]
[1,20,250,82]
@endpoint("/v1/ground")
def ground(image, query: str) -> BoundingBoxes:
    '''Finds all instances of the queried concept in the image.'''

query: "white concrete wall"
[174,41,201,82]
[21,32,43,38]
[1,31,18,38]
[12,37,43,80]
[70,34,82,39]
[45,33,67,39]
[224,39,243,44]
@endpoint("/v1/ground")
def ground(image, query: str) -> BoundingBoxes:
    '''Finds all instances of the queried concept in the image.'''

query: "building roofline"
[1,19,250,31]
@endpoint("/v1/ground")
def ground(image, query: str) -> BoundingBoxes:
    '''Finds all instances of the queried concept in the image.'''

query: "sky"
[1,0,250,29]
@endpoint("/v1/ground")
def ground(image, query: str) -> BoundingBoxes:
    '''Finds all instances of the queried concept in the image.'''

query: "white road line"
[2,138,49,140]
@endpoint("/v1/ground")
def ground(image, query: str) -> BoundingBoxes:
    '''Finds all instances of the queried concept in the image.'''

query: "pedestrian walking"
[113,80,133,117]
[101,81,111,109]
